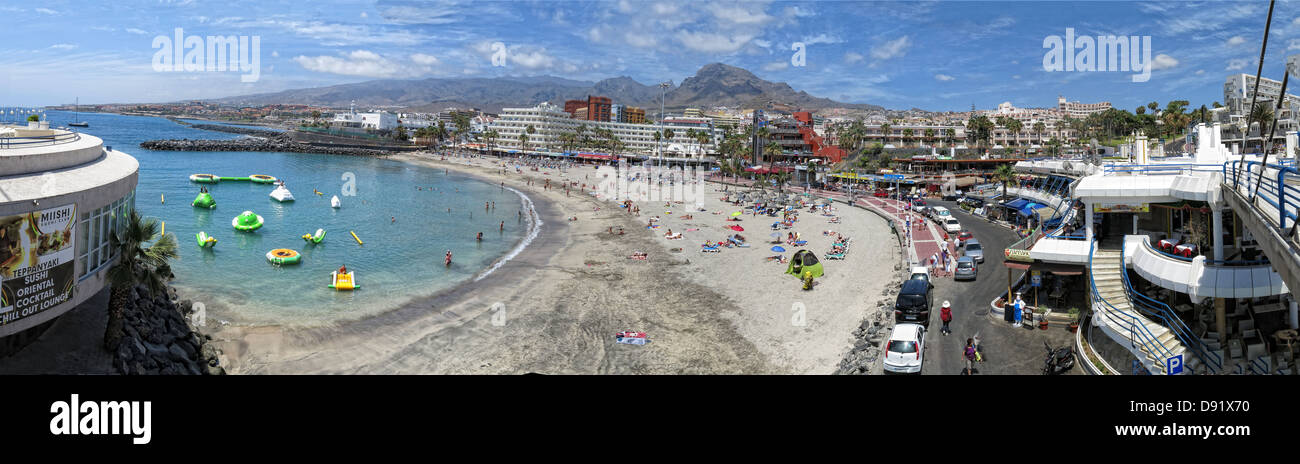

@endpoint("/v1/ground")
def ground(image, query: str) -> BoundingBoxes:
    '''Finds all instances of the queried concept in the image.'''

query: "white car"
[943,218,962,234]
[883,323,926,374]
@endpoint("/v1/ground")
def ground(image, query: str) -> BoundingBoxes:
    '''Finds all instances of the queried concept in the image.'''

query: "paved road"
[921,200,1080,375]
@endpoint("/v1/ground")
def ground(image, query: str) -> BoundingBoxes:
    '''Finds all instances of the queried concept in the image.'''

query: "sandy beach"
[212,153,902,374]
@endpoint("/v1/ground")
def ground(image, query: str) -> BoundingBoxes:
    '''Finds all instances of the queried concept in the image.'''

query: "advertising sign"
[1092,203,1149,213]
[0,204,77,326]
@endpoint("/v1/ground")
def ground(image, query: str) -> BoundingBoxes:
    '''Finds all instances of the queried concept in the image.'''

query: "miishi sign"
[0,204,76,325]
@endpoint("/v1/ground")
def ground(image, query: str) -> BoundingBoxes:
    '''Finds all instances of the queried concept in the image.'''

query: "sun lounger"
[701,246,720,253]
[824,252,846,260]
[793,240,807,247]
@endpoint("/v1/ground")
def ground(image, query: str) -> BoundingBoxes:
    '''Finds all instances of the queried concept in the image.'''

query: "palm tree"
[902,128,914,148]
[879,122,891,145]
[518,132,529,153]
[994,163,1016,203]
[1032,121,1046,148]
[484,129,499,158]
[1005,119,1023,152]
[524,124,536,153]
[924,128,935,148]
[1247,104,1274,152]
[104,210,179,350]
[453,113,471,155]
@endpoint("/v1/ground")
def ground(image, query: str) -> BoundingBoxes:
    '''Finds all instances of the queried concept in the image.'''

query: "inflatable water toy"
[314,189,323,196]
[331,195,341,208]
[161,194,165,204]
[302,228,326,244]
[232,211,264,231]
[189,173,219,183]
[350,230,363,244]
[329,270,358,290]
[196,231,217,248]
[269,181,295,202]
[249,174,277,184]
[160,221,165,236]
[192,191,216,209]
[266,248,301,265]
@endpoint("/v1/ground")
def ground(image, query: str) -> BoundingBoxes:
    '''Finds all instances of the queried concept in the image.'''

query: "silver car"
[964,239,984,264]
[954,256,977,281]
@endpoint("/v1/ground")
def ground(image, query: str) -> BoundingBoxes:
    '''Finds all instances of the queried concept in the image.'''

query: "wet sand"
[212,153,900,374]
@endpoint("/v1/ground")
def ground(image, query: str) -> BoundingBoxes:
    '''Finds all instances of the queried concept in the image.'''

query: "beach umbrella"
[771,246,786,252]
[730,225,744,232]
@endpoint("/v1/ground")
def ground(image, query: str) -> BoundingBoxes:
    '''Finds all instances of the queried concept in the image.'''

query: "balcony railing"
[0,131,81,149]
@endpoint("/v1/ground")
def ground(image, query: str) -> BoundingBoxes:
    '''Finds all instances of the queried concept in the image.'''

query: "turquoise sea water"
[42,111,526,325]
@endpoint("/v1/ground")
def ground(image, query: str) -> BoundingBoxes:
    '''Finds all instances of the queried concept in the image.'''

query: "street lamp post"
[659,82,670,170]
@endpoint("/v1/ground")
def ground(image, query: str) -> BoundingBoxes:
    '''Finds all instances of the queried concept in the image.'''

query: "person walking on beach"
[964,338,978,374]
[940,301,953,336]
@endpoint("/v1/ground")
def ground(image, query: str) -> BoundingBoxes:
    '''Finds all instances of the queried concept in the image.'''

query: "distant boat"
[68,97,88,127]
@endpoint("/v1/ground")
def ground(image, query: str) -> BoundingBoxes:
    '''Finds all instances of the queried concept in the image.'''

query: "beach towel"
[616,337,650,345]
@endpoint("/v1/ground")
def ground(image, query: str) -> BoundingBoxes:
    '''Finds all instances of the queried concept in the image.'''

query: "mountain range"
[211,63,886,114]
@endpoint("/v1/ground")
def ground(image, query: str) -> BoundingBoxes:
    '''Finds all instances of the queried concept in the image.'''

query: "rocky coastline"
[109,284,225,375]
[140,136,396,157]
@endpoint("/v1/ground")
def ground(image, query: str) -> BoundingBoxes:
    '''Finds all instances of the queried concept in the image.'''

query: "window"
[77,190,135,279]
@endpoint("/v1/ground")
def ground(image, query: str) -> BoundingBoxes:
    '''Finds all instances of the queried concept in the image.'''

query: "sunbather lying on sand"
[629,252,648,260]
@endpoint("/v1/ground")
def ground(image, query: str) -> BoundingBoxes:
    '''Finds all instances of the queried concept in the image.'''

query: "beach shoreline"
[211,152,901,374]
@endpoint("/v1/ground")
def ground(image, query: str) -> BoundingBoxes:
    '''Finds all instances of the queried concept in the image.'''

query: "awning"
[1003,198,1030,209]
[1002,261,1085,275]
[1017,202,1046,216]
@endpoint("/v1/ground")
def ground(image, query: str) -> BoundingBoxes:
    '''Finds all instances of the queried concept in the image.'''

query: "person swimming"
[476,232,483,241]
[338,264,348,274]
[445,250,453,267]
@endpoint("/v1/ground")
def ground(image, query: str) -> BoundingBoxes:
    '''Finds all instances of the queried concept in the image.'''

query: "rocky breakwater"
[833,262,904,375]
[140,135,396,157]
[109,284,225,375]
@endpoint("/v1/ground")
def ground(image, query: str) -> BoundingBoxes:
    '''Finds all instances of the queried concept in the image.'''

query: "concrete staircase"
[1091,246,1197,375]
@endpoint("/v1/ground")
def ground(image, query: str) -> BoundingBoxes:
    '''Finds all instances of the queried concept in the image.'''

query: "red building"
[792,111,846,164]
[563,96,612,122]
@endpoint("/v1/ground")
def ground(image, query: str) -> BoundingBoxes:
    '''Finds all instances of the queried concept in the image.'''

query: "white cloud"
[707,4,772,25]
[1227,35,1246,46]
[870,36,910,60]
[1289,39,1300,50]
[508,48,557,69]
[762,61,788,71]
[801,33,842,46]
[34,8,57,15]
[125,28,149,35]
[784,6,816,18]
[1226,58,1250,71]
[934,74,955,81]
[49,43,77,50]
[1195,69,1205,75]
[1151,54,1179,70]
[360,11,367,18]
[294,50,440,78]
[410,53,440,66]
[677,31,755,53]
[844,52,864,64]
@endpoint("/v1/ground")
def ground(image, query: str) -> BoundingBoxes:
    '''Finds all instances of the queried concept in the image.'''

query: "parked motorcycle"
[1042,341,1075,375]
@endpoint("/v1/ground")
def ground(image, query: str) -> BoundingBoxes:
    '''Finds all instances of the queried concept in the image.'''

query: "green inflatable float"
[302,228,326,244]
[785,250,824,279]
[192,191,216,209]
[196,231,217,248]
[232,210,264,231]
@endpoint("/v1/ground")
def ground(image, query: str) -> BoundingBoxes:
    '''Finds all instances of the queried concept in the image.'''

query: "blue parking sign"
[1166,354,1183,375]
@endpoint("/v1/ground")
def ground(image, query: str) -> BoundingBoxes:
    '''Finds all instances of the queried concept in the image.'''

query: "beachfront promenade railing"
[0,131,81,149]
[1102,162,1224,176]
[1224,160,1300,234]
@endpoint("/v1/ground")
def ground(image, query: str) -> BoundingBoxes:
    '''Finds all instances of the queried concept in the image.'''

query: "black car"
[894,279,934,326]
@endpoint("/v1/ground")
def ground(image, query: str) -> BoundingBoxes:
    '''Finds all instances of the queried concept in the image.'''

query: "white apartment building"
[487,102,720,156]
[1057,95,1112,119]
[1221,73,1300,151]
[333,110,397,131]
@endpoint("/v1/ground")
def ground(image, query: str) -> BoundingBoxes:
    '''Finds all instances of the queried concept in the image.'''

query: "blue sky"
[3,0,1300,112]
